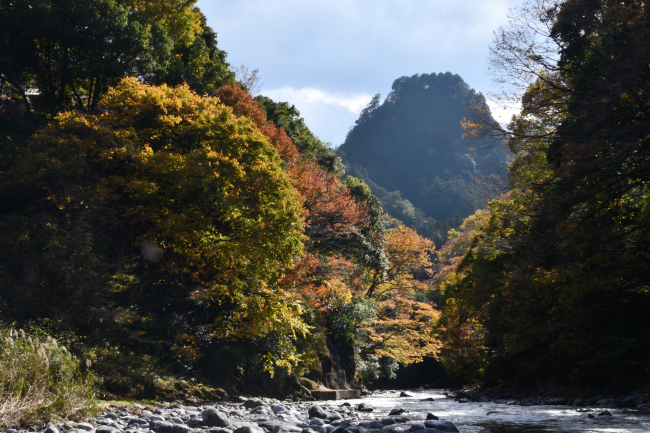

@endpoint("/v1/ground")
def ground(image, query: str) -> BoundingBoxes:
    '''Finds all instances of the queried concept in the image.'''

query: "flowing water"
[328,389,650,433]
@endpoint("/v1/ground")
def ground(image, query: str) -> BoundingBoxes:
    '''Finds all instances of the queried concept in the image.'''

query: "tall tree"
[439,0,650,388]
[0,0,234,115]
[0,78,306,375]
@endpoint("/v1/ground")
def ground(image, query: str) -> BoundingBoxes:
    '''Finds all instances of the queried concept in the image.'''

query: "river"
[327,389,650,433]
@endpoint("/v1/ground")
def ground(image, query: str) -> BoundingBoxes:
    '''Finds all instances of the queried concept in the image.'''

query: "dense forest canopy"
[437,0,650,390]
[338,72,509,230]
[0,0,439,396]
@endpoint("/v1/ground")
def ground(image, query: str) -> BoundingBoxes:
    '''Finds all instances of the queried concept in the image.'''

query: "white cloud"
[262,87,374,146]
[198,0,525,144]
[486,98,521,126]
[264,87,372,114]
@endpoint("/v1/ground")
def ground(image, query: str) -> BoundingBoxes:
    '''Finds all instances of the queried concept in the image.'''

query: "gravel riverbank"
[5,398,460,433]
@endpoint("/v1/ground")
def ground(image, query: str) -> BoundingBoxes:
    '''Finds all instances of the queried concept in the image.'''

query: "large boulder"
[243,399,265,409]
[327,411,343,421]
[150,420,191,433]
[202,407,231,428]
[308,406,329,419]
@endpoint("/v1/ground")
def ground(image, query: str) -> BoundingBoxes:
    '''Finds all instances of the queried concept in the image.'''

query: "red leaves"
[288,159,369,247]
[215,83,371,253]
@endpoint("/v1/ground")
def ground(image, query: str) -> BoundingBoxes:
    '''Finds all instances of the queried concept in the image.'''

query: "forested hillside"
[338,73,509,240]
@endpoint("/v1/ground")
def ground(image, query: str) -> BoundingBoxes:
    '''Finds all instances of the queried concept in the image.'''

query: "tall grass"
[0,327,96,427]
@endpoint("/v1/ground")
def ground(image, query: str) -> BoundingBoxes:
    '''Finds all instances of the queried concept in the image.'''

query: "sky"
[197,0,524,148]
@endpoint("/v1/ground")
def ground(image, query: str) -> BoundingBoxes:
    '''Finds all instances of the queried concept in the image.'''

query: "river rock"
[399,392,412,398]
[309,406,329,419]
[96,426,121,433]
[233,427,265,433]
[381,428,409,433]
[243,399,265,410]
[187,417,204,428]
[423,420,459,433]
[309,418,325,426]
[44,427,60,433]
[419,398,435,402]
[381,418,396,426]
[249,406,272,416]
[598,410,612,417]
[425,414,439,421]
[546,398,567,405]
[394,417,410,423]
[150,420,190,433]
[408,425,424,432]
[327,411,343,421]
[257,420,303,433]
[203,428,233,433]
[272,405,288,414]
[202,408,231,428]
[357,403,374,412]
[362,421,382,429]
[388,409,407,416]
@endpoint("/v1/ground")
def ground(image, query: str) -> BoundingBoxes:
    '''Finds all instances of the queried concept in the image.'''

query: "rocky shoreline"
[450,388,650,410]
[5,397,461,433]
[6,389,650,433]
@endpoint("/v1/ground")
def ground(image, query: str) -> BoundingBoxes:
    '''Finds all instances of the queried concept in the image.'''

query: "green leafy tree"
[0,0,234,115]
[438,0,650,388]
[256,95,343,174]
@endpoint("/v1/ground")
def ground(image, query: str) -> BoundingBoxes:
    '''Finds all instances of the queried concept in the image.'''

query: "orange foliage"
[215,83,371,251]
[216,84,300,161]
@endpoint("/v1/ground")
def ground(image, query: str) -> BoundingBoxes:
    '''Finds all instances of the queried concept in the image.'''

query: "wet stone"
[424,420,459,433]
[308,406,329,420]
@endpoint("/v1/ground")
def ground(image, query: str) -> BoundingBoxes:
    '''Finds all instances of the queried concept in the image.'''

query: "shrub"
[0,327,96,427]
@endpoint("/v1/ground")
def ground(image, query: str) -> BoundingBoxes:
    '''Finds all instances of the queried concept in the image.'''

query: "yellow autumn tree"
[3,78,307,374]
[359,219,440,366]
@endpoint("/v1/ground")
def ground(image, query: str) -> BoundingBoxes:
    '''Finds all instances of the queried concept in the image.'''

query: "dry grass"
[0,328,97,427]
